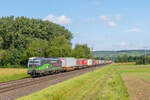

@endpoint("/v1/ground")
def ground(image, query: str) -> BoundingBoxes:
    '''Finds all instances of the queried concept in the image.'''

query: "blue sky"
[0,0,150,50]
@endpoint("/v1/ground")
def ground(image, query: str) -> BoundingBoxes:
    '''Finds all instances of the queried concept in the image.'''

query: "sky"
[0,0,150,51]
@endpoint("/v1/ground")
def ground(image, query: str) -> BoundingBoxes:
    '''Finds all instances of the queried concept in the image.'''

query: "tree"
[21,39,48,65]
[72,44,93,58]
[0,16,72,50]
[1,48,22,66]
[0,16,73,66]
[46,35,72,57]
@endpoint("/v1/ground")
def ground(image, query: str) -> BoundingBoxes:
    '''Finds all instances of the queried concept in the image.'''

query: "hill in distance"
[93,50,150,58]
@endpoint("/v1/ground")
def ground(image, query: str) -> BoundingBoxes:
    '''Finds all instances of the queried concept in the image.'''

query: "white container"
[60,57,77,67]
[101,60,105,64]
[87,59,92,66]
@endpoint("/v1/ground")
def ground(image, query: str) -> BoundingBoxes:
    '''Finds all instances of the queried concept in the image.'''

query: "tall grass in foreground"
[0,68,29,82]
[18,65,129,100]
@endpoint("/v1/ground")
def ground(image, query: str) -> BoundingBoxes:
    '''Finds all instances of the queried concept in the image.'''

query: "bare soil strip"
[122,75,150,100]
[0,65,105,100]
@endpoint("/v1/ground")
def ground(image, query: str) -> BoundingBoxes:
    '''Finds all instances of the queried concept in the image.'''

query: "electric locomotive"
[27,57,62,77]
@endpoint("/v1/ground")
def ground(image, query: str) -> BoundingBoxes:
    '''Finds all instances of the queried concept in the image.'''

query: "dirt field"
[122,75,150,100]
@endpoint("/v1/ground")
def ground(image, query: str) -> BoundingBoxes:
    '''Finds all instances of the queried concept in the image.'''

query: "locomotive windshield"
[29,60,40,64]
[28,60,40,67]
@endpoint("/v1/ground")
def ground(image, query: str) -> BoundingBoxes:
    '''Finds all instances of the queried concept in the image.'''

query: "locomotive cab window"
[28,60,41,67]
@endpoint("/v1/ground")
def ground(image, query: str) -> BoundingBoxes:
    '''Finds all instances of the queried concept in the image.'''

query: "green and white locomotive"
[27,57,62,77]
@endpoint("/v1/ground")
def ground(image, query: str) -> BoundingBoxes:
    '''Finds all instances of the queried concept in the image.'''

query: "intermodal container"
[60,57,77,67]
[83,59,88,67]
[87,59,92,66]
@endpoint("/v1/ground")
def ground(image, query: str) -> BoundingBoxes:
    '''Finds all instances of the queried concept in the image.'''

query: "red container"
[76,59,88,67]
[82,59,87,67]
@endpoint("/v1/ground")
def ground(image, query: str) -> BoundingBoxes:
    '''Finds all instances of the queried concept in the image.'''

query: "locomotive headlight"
[46,66,49,68]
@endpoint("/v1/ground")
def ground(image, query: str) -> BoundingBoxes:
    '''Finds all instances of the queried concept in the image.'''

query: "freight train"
[27,57,112,77]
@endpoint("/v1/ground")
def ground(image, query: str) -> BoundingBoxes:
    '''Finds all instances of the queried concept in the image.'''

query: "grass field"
[18,65,129,100]
[0,68,29,82]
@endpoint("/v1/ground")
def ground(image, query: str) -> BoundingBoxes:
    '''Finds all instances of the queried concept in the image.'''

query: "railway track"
[0,64,107,94]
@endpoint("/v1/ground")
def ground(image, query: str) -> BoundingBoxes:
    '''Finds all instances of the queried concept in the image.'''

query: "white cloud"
[99,16,109,21]
[43,14,71,25]
[99,14,121,28]
[105,21,117,27]
[127,27,141,32]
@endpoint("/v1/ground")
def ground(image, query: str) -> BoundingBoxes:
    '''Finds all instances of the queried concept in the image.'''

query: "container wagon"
[82,59,88,68]
[87,59,92,67]
[92,60,97,66]
[76,59,83,69]
[76,59,88,69]
[60,57,77,71]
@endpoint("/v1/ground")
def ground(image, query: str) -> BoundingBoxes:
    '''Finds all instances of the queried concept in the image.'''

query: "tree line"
[115,54,150,64]
[0,16,93,67]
